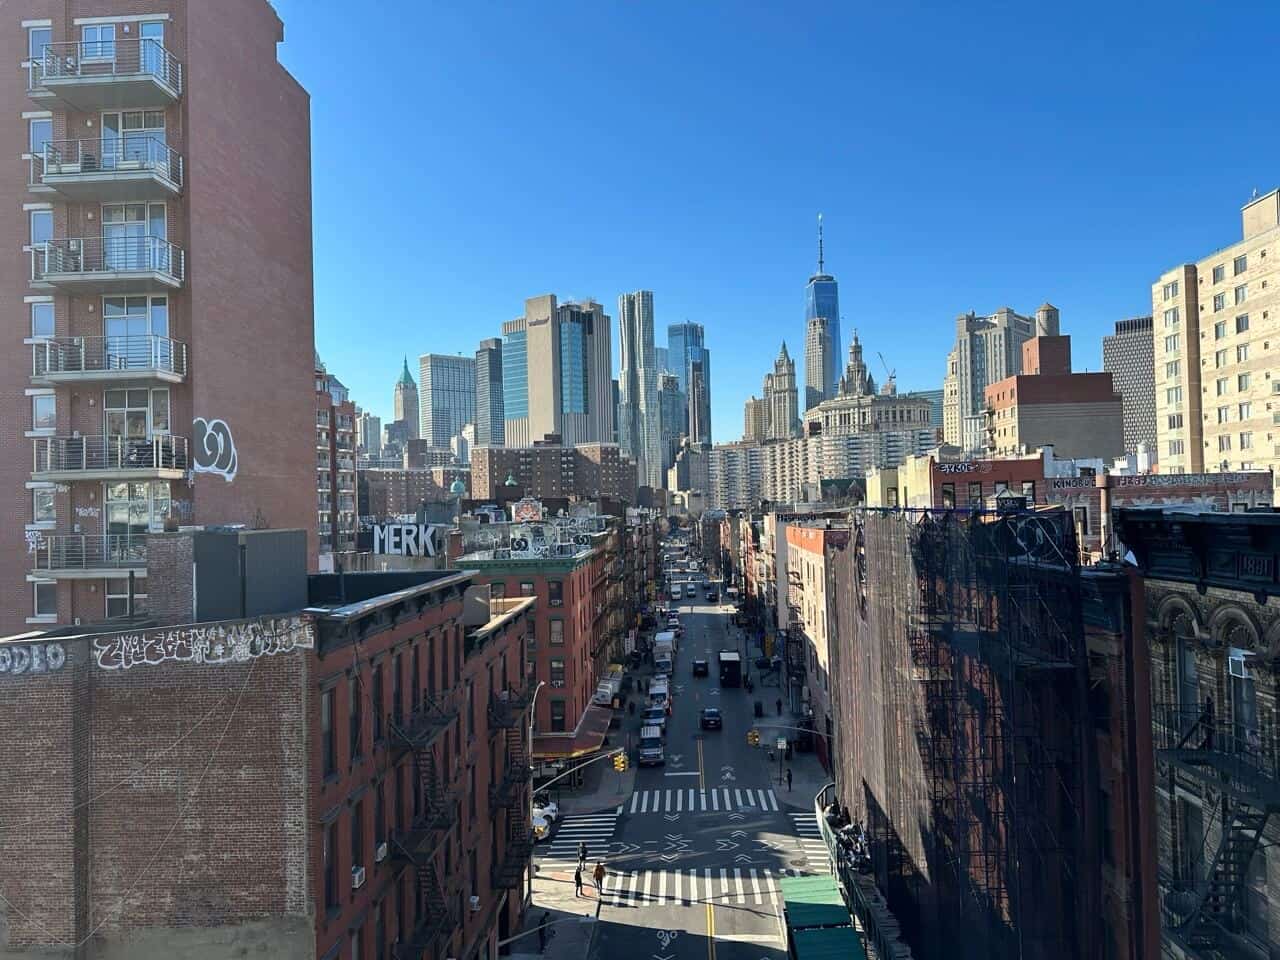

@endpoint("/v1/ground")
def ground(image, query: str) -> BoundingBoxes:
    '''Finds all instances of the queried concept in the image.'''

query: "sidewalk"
[749,715,831,810]
[556,751,633,816]
[508,861,604,960]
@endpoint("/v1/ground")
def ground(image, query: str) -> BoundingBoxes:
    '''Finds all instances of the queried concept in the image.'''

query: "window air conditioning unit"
[351,865,366,890]
[374,841,388,863]
[469,895,481,913]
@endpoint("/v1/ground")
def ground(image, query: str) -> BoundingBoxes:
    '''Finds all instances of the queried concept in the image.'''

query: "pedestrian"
[593,860,607,893]
[776,697,783,716]
[537,911,551,953]
[578,841,587,867]
[786,767,793,792]
[574,864,584,897]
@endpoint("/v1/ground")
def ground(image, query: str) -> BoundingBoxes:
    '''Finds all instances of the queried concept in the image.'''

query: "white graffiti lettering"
[25,530,45,554]
[75,505,101,518]
[93,616,313,671]
[192,417,238,483]
[372,523,445,557]
[0,642,67,676]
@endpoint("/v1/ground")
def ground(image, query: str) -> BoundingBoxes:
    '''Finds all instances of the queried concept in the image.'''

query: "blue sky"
[278,0,1280,443]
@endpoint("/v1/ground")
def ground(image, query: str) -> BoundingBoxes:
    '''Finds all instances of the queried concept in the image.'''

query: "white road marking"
[711,790,719,811]
[630,792,640,814]
[749,868,763,904]
[720,868,730,904]
[658,869,668,906]
[734,788,743,807]
[626,870,640,905]
[664,771,699,777]
[665,789,672,810]
[733,868,746,904]
[640,792,649,814]
[688,788,695,809]
[685,869,697,905]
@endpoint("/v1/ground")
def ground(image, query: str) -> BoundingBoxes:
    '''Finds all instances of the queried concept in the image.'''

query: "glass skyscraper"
[804,215,841,406]
[475,337,504,446]
[501,329,528,419]
[419,354,477,448]
[667,321,712,444]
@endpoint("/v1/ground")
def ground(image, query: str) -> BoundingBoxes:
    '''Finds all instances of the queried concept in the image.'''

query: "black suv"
[692,659,709,677]
[700,707,722,730]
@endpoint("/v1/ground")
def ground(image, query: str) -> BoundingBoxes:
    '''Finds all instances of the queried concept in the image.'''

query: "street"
[532,596,828,960]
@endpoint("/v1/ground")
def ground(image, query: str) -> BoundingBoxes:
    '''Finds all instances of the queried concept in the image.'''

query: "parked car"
[692,659,709,677]
[532,814,551,842]
[707,591,719,602]
[642,706,667,731]
[532,797,560,823]
[700,707,722,730]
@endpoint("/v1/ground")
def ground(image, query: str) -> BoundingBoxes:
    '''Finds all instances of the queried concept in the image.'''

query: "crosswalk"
[626,787,780,815]
[790,812,832,873]
[603,866,783,908]
[538,811,620,863]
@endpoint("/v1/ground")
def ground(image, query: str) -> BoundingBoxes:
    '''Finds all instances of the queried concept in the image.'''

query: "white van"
[638,726,665,766]
[649,679,670,712]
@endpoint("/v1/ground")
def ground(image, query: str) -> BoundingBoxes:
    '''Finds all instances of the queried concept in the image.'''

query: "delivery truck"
[718,650,742,687]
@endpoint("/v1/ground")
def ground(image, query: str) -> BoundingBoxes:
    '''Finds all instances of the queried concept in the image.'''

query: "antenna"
[817,213,825,274]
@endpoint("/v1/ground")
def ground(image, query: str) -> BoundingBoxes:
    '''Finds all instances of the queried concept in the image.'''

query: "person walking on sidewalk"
[574,864,584,897]
[537,911,552,953]
[593,861,607,895]
[786,767,793,792]
[776,697,783,716]
[577,841,588,868]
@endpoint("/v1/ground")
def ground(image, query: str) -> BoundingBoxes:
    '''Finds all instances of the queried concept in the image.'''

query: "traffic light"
[747,729,760,747]
[613,752,628,772]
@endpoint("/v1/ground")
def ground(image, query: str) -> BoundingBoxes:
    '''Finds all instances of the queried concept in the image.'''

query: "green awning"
[779,875,849,931]
[791,926,866,960]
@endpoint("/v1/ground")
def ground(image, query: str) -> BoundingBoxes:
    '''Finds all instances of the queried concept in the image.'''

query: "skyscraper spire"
[817,212,824,274]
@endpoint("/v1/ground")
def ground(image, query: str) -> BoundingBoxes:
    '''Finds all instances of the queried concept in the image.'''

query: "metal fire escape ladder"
[1179,808,1270,947]
[493,725,534,889]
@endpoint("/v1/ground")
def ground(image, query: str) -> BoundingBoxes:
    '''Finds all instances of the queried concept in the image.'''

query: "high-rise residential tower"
[1101,316,1156,457]
[393,355,419,439]
[356,409,382,458]
[803,214,841,408]
[475,337,505,446]
[502,295,614,447]
[767,342,799,440]
[7,2,316,632]
[657,371,686,478]
[942,304,1054,448]
[617,290,663,487]
[667,321,712,444]
[744,396,769,442]
[419,354,476,448]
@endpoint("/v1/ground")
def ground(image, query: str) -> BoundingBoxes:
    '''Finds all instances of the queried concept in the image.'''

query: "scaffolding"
[855,507,1092,960]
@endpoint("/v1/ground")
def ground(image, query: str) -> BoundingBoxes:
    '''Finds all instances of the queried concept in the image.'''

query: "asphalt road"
[535,596,828,960]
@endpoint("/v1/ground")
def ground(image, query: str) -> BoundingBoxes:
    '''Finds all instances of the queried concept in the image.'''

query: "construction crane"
[877,352,897,395]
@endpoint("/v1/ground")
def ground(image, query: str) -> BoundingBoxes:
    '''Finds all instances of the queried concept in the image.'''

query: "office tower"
[7,2,316,632]
[668,321,712,443]
[768,342,799,440]
[1101,317,1156,456]
[356,410,382,458]
[902,388,945,434]
[475,337,505,446]
[617,290,663,488]
[744,396,770,442]
[658,371,686,478]
[502,295,613,447]
[393,356,419,440]
[942,304,1053,448]
[655,346,670,375]
[804,214,841,407]
[1154,188,1280,484]
[611,378,620,444]
[315,357,357,557]
[418,354,476,448]
[688,356,710,446]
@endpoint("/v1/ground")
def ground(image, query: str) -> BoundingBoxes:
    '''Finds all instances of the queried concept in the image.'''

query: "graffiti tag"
[93,616,313,672]
[0,643,66,676]
[192,417,238,483]
[75,506,100,519]
[25,530,46,554]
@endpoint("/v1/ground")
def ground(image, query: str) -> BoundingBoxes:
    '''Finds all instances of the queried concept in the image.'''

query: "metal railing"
[30,136,183,189]
[29,533,147,572]
[32,335,187,379]
[1155,703,1277,789]
[33,435,189,475]
[32,236,185,285]
[30,39,183,96]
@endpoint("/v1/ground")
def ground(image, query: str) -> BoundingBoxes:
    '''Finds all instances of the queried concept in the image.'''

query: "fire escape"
[388,692,461,960]
[1157,701,1278,954]
[785,567,806,704]
[489,687,534,889]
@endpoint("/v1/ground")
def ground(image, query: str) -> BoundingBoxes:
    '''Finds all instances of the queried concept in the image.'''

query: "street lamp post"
[526,679,547,903]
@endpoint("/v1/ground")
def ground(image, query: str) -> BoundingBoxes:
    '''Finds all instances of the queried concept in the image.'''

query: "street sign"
[776,737,787,751]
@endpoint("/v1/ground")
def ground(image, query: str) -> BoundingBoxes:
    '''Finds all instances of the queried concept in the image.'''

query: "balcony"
[28,39,182,110]
[1155,704,1280,809]
[32,336,187,386]
[32,435,189,483]
[488,686,534,729]
[31,237,185,293]
[388,694,458,755]
[29,534,146,579]
[488,762,531,809]
[491,828,534,890]
[29,137,182,202]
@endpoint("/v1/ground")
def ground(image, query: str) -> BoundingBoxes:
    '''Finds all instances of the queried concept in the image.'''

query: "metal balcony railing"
[30,533,147,572]
[32,336,187,380]
[488,686,533,728]
[33,435,189,475]
[30,39,183,96]
[32,236,185,286]
[388,693,458,754]
[1155,703,1280,807]
[30,137,182,189]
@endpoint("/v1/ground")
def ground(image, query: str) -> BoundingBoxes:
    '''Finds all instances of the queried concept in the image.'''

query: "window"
[32,488,55,524]
[547,580,563,607]
[940,483,956,509]
[1168,439,1185,456]
[1239,402,1252,420]
[550,699,567,732]
[1213,292,1226,312]
[1238,373,1251,391]
[30,302,53,338]
[1021,481,1036,502]
[1164,334,1180,353]
[1213,264,1225,283]
[1162,280,1179,300]
[349,676,362,762]
[28,27,51,61]
[1216,378,1229,396]
[81,24,115,60]
[1165,361,1180,378]
[29,209,51,246]
[490,581,506,600]
[520,581,534,596]
[371,665,383,741]
[1217,407,1230,424]
[967,481,982,505]
[105,576,146,617]
[1237,343,1250,362]
[1234,254,1248,276]
[29,118,52,155]
[1215,349,1228,368]
[549,657,565,687]
[352,799,365,876]
[322,689,336,776]
[1236,314,1250,334]
[31,394,55,431]
[374,780,385,853]
[1218,435,1232,452]
[549,619,564,646]
[1235,284,1247,305]
[324,820,339,910]
[1168,414,1183,429]
[32,581,56,619]
[1240,432,1253,450]
[1166,386,1182,404]
[1215,320,1228,339]
[1163,307,1180,327]
[410,646,420,709]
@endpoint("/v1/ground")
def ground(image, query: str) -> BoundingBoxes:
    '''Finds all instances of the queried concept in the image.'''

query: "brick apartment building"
[4,1,316,635]
[316,356,357,559]
[0,526,536,960]
[471,441,638,503]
